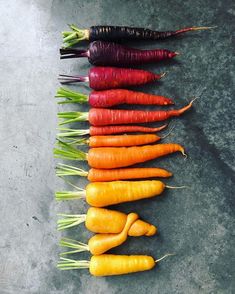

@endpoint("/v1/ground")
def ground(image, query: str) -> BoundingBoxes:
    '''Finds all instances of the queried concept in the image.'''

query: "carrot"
[55,180,185,207]
[62,24,215,47]
[60,41,179,66]
[55,87,174,107]
[58,66,165,90]
[56,163,172,182]
[57,207,157,236]
[59,213,140,255]
[60,134,163,147]
[54,141,186,168]
[57,124,168,137]
[58,99,195,126]
[57,254,173,276]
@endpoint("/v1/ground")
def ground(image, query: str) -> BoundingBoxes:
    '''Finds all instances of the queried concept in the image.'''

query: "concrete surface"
[0,0,234,293]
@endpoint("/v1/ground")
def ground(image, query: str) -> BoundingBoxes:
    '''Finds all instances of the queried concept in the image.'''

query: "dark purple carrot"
[62,24,215,47]
[58,67,165,90]
[55,87,174,107]
[60,41,179,66]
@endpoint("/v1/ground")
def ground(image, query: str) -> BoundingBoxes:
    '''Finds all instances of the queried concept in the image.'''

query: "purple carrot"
[60,41,179,66]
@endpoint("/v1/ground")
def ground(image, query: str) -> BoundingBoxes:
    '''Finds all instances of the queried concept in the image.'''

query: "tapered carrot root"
[60,41,179,66]
[87,167,172,181]
[87,143,186,169]
[62,24,216,47]
[58,254,173,275]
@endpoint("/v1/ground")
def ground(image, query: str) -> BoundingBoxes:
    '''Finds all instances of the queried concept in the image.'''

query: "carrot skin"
[88,134,161,147]
[87,143,185,169]
[87,167,172,182]
[86,180,166,207]
[86,207,157,236]
[89,101,192,125]
[90,254,155,276]
[88,89,174,107]
[89,25,212,41]
[88,213,139,255]
[89,67,163,90]
[89,124,167,135]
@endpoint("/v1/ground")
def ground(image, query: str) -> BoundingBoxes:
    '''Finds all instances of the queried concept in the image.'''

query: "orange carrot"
[54,142,186,169]
[56,164,172,181]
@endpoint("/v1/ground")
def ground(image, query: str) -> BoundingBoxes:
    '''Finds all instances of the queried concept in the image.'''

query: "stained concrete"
[0,0,234,293]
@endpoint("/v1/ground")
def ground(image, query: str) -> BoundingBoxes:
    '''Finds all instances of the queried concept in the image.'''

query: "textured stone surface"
[0,0,234,293]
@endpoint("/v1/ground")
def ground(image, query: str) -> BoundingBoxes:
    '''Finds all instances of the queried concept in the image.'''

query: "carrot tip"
[191,26,217,31]
[160,72,167,78]
[155,253,175,263]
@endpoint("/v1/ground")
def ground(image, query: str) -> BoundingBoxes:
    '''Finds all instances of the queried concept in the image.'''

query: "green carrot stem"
[53,140,87,161]
[55,191,86,201]
[55,87,88,104]
[57,257,90,270]
[56,163,88,177]
[59,238,89,255]
[57,213,86,230]
[57,127,89,138]
[58,111,89,125]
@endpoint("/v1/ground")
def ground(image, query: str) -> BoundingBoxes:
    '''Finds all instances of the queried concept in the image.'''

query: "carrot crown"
[53,140,87,161]
[62,24,89,48]
[55,87,88,104]
[57,111,89,125]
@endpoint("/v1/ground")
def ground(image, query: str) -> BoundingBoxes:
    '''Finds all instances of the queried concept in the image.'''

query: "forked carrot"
[57,207,157,236]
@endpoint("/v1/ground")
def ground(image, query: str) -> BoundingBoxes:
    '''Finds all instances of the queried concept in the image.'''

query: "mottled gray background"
[0,0,234,293]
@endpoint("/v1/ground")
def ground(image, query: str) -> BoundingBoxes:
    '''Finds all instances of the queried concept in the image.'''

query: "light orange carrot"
[57,254,173,276]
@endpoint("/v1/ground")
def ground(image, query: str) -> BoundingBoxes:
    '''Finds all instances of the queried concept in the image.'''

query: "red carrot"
[60,41,179,66]
[55,88,174,107]
[58,67,165,90]
[57,124,168,138]
[62,24,216,47]
[58,100,195,126]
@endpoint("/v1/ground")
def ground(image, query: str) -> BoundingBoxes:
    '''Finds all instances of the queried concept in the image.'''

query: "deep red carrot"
[57,124,168,138]
[62,24,215,47]
[58,100,195,126]
[58,67,165,90]
[55,88,174,107]
[60,41,179,66]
